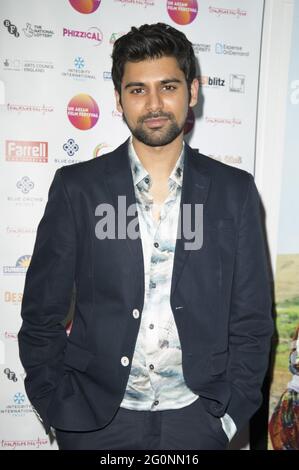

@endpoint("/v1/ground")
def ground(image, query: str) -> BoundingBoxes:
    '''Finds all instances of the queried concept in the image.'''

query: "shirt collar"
[128,136,184,190]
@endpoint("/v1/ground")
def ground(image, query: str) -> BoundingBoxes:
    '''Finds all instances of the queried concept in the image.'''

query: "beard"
[122,111,186,147]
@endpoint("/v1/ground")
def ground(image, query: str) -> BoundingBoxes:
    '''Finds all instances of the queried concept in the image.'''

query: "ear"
[189,78,199,108]
[115,89,123,114]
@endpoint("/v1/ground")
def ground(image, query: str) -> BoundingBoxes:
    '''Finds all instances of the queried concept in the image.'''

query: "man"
[18,23,273,450]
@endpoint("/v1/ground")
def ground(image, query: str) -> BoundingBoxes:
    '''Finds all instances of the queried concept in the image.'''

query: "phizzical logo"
[5,140,48,163]
[63,27,103,45]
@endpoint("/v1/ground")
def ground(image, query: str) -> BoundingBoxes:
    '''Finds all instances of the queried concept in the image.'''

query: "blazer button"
[121,356,130,367]
[132,309,140,319]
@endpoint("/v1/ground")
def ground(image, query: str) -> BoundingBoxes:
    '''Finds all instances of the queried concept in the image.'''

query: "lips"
[143,117,169,128]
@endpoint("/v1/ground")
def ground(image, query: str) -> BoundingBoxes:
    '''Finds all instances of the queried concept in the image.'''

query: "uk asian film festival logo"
[67,94,99,130]
[167,0,198,25]
[69,0,101,14]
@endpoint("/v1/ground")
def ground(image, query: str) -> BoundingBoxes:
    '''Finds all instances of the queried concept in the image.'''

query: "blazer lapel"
[104,139,145,291]
[171,143,211,296]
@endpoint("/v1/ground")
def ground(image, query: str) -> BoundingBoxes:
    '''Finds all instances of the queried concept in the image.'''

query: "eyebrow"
[124,78,183,90]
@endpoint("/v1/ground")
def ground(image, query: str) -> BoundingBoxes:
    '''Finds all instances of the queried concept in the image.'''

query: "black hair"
[111,23,196,97]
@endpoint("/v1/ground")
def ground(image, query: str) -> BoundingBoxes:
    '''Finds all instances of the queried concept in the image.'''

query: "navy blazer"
[18,139,273,433]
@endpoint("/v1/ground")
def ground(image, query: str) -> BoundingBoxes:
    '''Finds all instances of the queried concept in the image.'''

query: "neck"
[131,134,184,181]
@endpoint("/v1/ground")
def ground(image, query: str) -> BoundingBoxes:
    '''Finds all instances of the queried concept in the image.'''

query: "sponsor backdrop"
[0,0,264,449]
[268,0,299,451]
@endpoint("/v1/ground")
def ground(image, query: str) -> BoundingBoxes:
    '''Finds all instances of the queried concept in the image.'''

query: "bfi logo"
[5,140,48,163]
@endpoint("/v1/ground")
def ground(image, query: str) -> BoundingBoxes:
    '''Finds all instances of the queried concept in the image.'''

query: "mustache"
[138,112,174,124]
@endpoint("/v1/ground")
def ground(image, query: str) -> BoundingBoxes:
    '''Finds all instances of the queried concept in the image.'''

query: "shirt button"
[144,205,150,211]
[154,400,159,406]
[150,282,156,289]
[149,364,154,370]
[144,177,150,184]
[121,356,129,367]
[132,308,140,318]
[154,242,159,248]
[149,324,154,329]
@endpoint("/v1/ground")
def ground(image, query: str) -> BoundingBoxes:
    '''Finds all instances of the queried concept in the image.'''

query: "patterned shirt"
[118,138,237,443]
[120,138,199,411]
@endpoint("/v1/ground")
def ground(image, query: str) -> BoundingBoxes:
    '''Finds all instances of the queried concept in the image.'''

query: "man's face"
[115,56,198,147]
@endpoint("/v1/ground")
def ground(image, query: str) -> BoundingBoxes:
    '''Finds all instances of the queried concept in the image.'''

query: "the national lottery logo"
[69,0,101,14]
[3,255,31,275]
[22,23,54,38]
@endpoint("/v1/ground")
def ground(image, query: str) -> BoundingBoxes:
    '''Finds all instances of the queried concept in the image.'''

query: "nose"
[146,88,163,112]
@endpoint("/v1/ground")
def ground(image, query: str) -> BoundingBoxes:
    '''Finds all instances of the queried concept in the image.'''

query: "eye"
[130,88,145,94]
[163,85,177,91]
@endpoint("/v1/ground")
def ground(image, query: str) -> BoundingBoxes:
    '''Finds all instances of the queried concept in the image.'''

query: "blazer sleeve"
[18,168,77,432]
[226,173,274,431]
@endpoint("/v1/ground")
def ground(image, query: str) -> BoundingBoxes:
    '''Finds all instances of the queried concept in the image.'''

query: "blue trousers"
[55,397,229,450]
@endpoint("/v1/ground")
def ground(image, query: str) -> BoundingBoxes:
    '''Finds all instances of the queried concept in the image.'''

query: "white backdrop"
[0,0,264,450]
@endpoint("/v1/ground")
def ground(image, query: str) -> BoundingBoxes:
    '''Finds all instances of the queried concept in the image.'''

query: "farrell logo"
[5,140,48,163]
